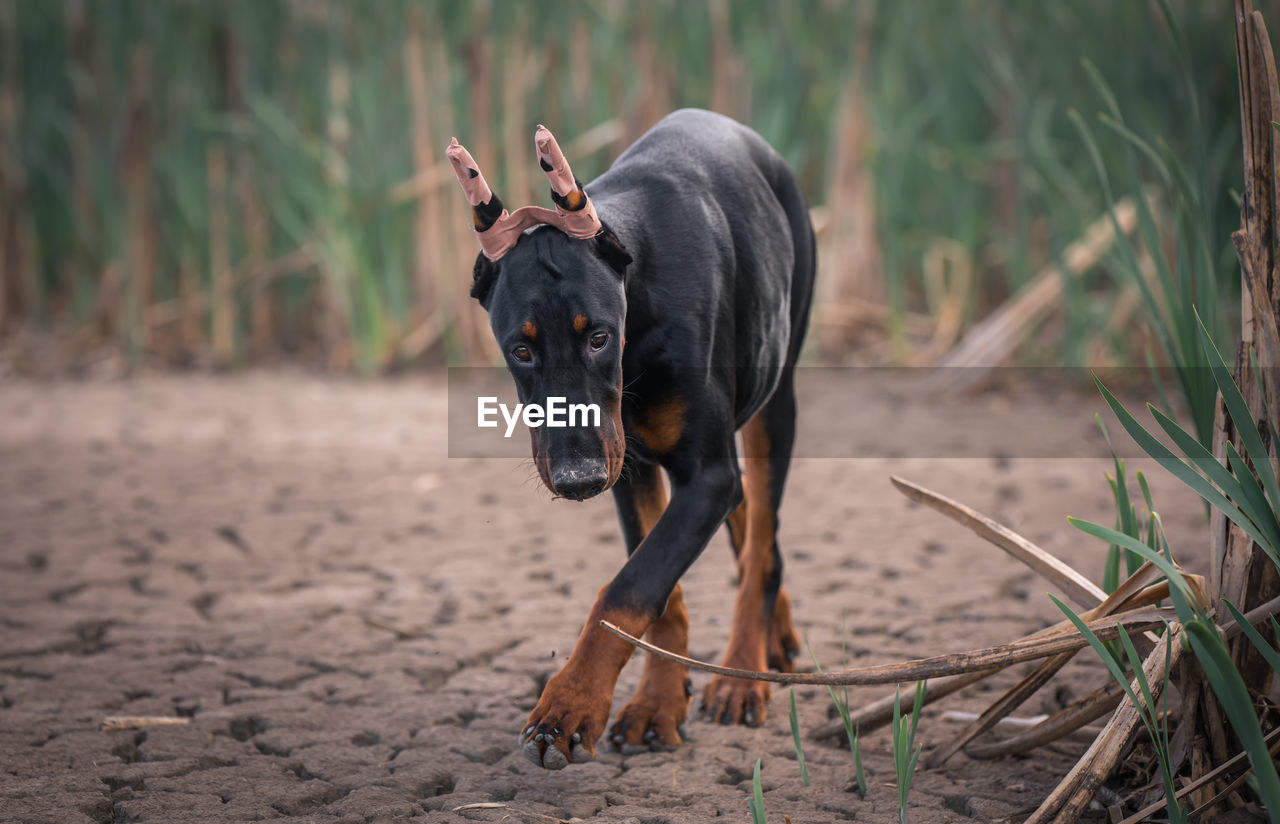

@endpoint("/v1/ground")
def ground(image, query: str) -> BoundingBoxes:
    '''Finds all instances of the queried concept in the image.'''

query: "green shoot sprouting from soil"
[788,689,810,786]
[1051,595,1185,824]
[1085,314,1280,813]
[891,680,926,824]
[805,627,867,797]
[749,758,766,824]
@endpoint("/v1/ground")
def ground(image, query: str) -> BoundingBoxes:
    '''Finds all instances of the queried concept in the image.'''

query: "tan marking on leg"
[524,587,651,763]
[725,472,748,558]
[724,477,798,672]
[634,470,668,535]
[702,414,774,724]
[610,468,691,750]
[631,396,686,455]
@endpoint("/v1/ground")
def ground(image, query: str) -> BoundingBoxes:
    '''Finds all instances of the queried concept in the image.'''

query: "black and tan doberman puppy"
[448,109,815,769]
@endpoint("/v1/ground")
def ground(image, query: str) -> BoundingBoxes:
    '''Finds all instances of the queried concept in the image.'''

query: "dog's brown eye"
[511,344,532,363]
[589,331,609,351]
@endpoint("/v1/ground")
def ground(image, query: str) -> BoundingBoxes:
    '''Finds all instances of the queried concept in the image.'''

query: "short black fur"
[469,109,816,767]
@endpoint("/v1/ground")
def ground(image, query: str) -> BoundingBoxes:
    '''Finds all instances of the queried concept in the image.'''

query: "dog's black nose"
[550,461,610,501]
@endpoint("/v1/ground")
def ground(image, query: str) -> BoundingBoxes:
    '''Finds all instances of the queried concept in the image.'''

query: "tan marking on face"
[573,314,589,334]
[632,396,686,455]
[521,321,537,340]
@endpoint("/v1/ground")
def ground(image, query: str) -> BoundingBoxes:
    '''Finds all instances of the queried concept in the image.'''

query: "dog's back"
[589,109,816,425]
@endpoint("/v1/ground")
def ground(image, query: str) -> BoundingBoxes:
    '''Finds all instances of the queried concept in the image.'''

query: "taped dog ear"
[471,251,500,306]
[592,221,632,276]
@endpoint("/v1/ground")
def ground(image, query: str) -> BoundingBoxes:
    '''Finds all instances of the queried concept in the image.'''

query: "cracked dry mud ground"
[0,372,1208,824]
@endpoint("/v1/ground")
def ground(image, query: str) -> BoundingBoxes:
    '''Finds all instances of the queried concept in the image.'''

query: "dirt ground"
[0,371,1210,824]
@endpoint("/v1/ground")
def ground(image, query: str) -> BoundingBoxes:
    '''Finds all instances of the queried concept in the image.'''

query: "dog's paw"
[608,676,691,753]
[698,676,771,726]
[519,674,610,769]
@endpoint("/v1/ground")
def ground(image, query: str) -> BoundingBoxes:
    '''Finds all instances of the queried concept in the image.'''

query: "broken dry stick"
[600,605,1172,686]
[1024,625,1184,824]
[101,716,191,731]
[963,681,1124,760]
[890,476,1106,608]
[926,566,1170,767]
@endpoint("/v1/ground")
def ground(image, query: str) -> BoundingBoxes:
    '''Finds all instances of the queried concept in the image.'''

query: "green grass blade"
[750,758,766,824]
[1198,311,1280,514]
[1223,600,1280,674]
[1096,112,1173,189]
[1050,594,1136,701]
[804,636,859,761]
[853,723,867,799]
[1184,621,1280,816]
[1104,546,1121,594]
[1067,518,1202,624]
[1150,406,1280,558]
[1095,376,1279,559]
[788,689,810,786]
[1137,470,1155,512]
[1225,443,1280,561]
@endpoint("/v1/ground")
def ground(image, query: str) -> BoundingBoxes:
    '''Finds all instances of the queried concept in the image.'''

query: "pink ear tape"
[447,126,603,261]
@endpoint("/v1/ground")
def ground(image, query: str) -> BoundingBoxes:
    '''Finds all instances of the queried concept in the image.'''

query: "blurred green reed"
[0,0,1253,371]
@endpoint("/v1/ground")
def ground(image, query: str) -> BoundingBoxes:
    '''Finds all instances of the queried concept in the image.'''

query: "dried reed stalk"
[603,605,1172,687]
[500,20,536,212]
[1116,726,1280,824]
[122,46,157,355]
[221,29,272,358]
[818,78,885,358]
[926,568,1169,768]
[207,146,233,365]
[815,487,1113,742]
[810,670,992,743]
[65,0,96,327]
[0,0,18,336]
[101,716,190,731]
[1224,0,1280,694]
[931,197,1140,391]
[964,681,1124,760]
[709,0,747,119]
[890,477,1106,607]
[404,7,444,358]
[1024,625,1184,824]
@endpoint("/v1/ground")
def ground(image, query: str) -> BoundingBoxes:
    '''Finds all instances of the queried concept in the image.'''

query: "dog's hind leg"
[606,461,691,752]
[701,372,800,725]
[725,483,801,673]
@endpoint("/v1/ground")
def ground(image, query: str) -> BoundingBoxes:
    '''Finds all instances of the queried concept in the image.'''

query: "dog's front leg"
[520,462,740,770]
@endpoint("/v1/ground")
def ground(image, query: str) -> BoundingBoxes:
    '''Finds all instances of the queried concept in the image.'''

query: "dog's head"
[449,127,633,501]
